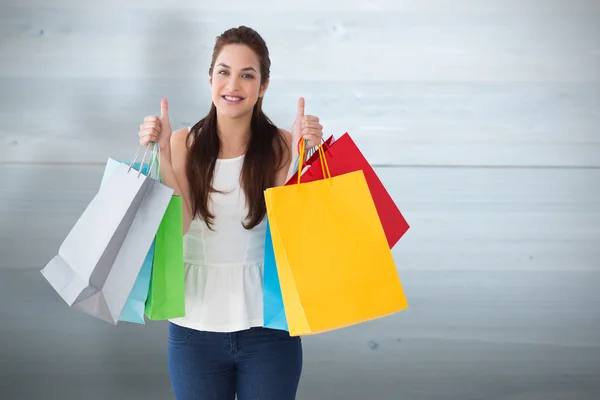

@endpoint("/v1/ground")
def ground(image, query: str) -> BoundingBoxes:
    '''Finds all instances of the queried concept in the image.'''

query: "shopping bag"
[264,142,408,336]
[99,157,156,324]
[144,195,185,320]
[263,218,288,329]
[299,132,409,248]
[41,145,173,325]
[263,136,336,331]
[120,240,155,323]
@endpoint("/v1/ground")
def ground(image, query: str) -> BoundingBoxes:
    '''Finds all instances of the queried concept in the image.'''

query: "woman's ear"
[259,78,270,97]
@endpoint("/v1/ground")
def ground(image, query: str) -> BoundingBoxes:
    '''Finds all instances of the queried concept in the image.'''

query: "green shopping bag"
[144,195,186,320]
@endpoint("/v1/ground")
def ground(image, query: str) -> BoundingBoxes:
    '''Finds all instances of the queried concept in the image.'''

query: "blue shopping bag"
[263,218,288,330]
[99,155,157,324]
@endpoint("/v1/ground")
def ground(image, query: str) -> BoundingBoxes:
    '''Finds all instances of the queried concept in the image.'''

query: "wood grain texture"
[1,4,597,167]
[2,165,598,271]
[1,269,599,399]
[1,79,598,166]
[1,6,598,81]
[3,0,600,13]
[1,2,599,399]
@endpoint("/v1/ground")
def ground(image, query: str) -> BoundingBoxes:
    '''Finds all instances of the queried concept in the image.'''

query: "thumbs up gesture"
[139,97,173,151]
[291,97,323,151]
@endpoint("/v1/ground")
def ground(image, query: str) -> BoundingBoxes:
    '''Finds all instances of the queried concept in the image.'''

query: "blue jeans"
[168,322,303,400]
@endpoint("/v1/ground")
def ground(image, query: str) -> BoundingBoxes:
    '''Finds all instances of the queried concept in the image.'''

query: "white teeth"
[224,96,242,101]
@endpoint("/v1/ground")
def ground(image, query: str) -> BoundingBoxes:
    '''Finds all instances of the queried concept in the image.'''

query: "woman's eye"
[217,70,254,79]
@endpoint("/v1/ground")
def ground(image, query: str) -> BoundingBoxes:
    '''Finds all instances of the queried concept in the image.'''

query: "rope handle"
[297,138,331,185]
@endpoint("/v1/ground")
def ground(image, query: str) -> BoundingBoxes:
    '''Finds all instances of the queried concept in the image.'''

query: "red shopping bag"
[299,132,409,248]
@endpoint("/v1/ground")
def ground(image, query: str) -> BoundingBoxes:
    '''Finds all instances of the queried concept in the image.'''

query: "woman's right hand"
[139,98,172,151]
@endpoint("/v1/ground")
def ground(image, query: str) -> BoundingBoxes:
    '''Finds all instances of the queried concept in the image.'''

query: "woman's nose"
[225,76,240,91]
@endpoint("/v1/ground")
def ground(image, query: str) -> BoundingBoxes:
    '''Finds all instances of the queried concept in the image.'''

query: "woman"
[138,26,324,400]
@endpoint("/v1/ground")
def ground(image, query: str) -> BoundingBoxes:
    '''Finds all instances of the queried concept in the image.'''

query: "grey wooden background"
[1,0,599,399]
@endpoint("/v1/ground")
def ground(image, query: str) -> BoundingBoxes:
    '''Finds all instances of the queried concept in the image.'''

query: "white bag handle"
[127,142,160,180]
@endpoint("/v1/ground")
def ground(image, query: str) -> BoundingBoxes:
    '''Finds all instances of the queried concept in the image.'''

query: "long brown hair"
[186,26,288,230]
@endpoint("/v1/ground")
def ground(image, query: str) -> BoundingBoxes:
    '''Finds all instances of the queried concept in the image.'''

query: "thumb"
[296,97,305,120]
[160,97,169,120]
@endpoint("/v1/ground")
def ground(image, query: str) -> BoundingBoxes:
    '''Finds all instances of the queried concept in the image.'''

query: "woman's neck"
[216,111,252,159]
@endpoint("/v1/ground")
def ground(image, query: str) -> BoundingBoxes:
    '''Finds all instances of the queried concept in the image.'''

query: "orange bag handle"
[297,138,331,185]
[296,136,332,154]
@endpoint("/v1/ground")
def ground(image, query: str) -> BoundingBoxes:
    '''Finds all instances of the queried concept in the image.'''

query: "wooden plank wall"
[1,1,599,399]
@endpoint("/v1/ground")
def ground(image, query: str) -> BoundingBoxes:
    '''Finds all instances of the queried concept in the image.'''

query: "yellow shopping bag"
[264,142,408,336]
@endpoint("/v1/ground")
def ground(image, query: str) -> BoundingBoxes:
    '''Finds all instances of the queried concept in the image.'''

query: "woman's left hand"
[291,97,323,151]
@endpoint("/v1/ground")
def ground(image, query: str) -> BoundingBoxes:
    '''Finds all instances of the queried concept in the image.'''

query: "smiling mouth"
[222,95,244,102]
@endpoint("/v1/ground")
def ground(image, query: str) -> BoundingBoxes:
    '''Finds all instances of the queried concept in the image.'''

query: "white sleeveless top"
[169,129,266,332]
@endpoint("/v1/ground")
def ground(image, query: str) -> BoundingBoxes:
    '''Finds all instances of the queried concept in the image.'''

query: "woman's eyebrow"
[217,63,256,72]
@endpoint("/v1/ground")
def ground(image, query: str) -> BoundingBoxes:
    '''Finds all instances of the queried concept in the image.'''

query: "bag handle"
[296,136,332,154]
[149,142,162,182]
[293,136,335,180]
[128,142,160,180]
[297,138,331,185]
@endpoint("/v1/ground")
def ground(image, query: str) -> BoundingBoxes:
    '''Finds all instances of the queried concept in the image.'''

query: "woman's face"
[210,44,268,119]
